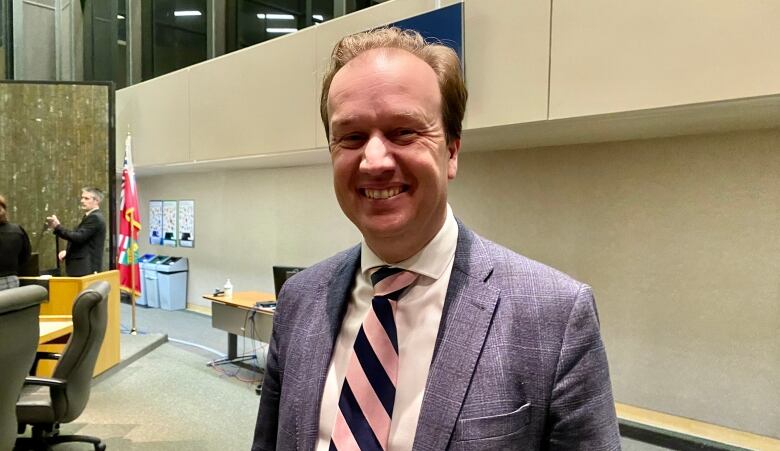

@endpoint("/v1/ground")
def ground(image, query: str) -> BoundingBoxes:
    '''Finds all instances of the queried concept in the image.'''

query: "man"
[253,27,620,450]
[0,194,32,290]
[46,187,106,277]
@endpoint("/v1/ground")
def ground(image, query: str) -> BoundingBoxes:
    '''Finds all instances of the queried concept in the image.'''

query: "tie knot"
[371,266,418,299]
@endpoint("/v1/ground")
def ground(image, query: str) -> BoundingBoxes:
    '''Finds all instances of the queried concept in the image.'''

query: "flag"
[118,132,142,295]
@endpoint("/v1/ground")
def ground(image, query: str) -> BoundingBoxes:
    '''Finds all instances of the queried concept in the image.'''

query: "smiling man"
[45,187,106,277]
[252,27,620,450]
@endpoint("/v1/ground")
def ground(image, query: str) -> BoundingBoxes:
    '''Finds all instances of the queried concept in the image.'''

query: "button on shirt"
[316,205,458,451]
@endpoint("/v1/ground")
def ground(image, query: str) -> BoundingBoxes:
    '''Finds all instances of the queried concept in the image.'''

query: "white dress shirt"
[316,205,458,451]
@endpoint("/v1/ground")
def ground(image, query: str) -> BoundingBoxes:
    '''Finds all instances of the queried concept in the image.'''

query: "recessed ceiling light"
[174,10,202,17]
[266,28,297,34]
[312,14,324,21]
[257,13,295,20]
[117,14,125,20]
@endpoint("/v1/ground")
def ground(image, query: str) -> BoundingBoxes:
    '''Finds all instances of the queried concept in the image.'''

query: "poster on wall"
[178,200,195,248]
[162,200,178,247]
[149,200,164,245]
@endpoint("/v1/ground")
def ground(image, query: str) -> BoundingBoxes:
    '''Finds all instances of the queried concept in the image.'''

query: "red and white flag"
[118,132,142,295]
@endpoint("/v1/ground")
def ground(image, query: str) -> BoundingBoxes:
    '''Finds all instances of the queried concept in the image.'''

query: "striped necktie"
[330,266,418,451]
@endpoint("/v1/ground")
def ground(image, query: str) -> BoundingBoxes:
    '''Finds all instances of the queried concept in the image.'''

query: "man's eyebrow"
[331,111,427,129]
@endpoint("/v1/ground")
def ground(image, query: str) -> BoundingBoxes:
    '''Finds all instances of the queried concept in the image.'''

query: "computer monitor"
[272,266,305,297]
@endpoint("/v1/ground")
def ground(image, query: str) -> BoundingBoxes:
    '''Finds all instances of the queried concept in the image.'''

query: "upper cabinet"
[115,70,190,166]
[463,0,550,129]
[549,0,780,119]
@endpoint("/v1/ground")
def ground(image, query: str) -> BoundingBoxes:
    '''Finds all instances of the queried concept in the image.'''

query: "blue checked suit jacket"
[252,221,620,450]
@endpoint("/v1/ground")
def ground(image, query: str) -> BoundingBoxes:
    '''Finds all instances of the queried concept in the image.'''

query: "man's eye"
[337,134,365,148]
[392,129,417,143]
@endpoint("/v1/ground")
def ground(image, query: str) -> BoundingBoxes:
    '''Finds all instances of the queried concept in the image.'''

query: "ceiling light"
[117,14,125,20]
[312,14,324,21]
[257,13,295,20]
[174,10,202,17]
[267,28,297,34]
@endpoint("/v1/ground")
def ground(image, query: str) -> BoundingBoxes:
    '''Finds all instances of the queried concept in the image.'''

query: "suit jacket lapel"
[413,222,500,450]
[296,246,361,450]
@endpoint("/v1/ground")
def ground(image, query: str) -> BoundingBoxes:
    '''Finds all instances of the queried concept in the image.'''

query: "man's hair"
[82,187,104,203]
[0,194,7,224]
[320,27,467,145]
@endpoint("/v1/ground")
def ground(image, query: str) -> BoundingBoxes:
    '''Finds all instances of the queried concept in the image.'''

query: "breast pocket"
[451,402,531,443]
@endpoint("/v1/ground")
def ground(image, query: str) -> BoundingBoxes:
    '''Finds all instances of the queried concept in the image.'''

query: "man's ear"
[447,138,461,180]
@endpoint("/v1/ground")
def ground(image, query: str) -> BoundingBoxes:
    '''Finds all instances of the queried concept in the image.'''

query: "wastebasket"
[157,257,188,311]
[142,255,168,309]
[136,254,157,307]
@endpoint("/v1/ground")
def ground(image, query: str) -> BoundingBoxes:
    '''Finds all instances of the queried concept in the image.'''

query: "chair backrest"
[50,281,110,423]
[0,285,48,450]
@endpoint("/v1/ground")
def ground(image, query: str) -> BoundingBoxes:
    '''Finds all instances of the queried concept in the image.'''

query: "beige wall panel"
[115,71,190,166]
[189,28,318,161]
[314,0,433,147]
[550,0,780,118]
[449,128,780,437]
[135,164,359,309]
[463,0,550,128]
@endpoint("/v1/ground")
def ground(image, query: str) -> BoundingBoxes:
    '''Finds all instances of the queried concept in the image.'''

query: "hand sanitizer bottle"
[224,278,233,298]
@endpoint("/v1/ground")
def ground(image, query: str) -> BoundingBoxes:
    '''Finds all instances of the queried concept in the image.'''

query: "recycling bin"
[156,257,188,311]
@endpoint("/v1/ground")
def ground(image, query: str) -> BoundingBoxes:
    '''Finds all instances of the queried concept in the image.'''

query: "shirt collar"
[360,204,458,280]
[85,208,99,216]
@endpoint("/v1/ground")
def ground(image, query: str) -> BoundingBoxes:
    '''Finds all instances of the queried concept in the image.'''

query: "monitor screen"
[272,266,305,297]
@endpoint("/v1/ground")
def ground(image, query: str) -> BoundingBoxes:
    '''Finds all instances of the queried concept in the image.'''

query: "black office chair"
[0,286,48,451]
[15,281,110,451]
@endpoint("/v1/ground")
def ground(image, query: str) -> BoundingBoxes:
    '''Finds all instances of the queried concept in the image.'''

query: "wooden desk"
[22,271,121,376]
[39,316,73,344]
[202,291,276,361]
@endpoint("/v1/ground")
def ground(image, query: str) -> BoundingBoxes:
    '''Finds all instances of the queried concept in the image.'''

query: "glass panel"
[236,0,315,50]
[152,0,207,77]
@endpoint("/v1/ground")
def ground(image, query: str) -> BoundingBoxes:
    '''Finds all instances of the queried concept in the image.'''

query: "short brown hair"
[320,27,467,145]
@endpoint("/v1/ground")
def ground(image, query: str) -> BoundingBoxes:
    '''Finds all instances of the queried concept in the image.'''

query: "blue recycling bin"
[157,257,188,311]
[142,255,168,309]
[136,254,157,307]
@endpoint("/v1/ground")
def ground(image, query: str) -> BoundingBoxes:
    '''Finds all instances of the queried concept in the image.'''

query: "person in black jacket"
[0,194,32,290]
[46,187,106,277]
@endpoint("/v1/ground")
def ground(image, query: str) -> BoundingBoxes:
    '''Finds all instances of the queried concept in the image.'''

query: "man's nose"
[359,134,395,175]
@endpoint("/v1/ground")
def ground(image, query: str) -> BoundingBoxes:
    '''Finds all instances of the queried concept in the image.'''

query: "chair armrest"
[30,352,62,375]
[23,376,67,388]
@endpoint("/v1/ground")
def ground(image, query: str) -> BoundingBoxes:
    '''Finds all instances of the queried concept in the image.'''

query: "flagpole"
[130,229,138,335]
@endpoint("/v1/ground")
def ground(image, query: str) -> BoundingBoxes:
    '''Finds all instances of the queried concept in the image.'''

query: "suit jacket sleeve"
[548,285,620,450]
[54,214,101,244]
[252,309,283,450]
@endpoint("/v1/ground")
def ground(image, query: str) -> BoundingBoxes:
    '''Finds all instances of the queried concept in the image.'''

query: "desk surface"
[202,291,276,313]
[39,317,73,344]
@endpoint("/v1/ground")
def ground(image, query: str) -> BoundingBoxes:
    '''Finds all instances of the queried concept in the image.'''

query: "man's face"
[327,49,460,258]
[80,191,99,211]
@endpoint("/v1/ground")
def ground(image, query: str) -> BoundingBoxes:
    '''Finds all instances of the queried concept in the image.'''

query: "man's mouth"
[363,187,404,200]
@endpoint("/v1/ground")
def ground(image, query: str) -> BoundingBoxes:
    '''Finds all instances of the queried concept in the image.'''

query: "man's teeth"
[365,187,401,199]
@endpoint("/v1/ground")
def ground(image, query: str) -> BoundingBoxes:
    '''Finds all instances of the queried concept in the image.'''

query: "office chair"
[15,281,110,451]
[0,286,48,451]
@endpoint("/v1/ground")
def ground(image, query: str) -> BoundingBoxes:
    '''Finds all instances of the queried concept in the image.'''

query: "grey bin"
[136,254,157,307]
[156,257,188,311]
[141,255,169,309]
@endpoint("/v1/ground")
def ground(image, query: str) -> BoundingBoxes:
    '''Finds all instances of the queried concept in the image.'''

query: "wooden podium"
[21,270,121,377]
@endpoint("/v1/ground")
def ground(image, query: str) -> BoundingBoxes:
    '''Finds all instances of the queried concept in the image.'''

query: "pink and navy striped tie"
[330,266,418,451]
